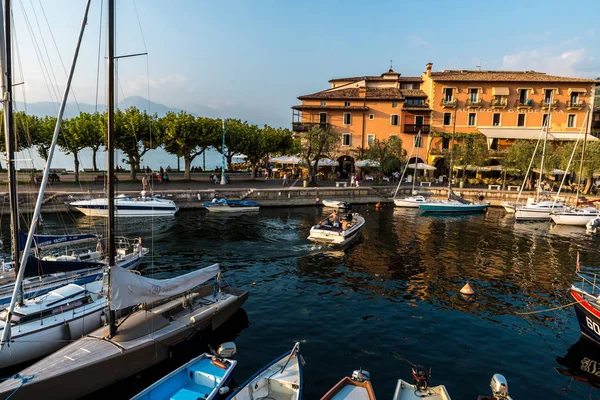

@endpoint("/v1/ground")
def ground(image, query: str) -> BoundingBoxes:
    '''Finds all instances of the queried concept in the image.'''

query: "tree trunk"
[129,160,137,180]
[73,152,80,183]
[226,154,233,172]
[250,164,257,180]
[584,172,593,194]
[183,154,192,180]
[92,147,98,172]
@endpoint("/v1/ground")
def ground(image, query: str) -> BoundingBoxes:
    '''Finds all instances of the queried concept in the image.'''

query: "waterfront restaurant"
[292,63,598,175]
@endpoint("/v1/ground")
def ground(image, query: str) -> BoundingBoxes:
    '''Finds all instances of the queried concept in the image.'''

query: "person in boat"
[330,210,340,229]
[342,219,349,231]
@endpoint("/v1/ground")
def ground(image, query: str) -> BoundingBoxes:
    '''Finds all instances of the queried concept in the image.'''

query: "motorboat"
[587,217,600,233]
[131,343,238,400]
[321,369,375,400]
[0,280,105,368]
[203,199,260,213]
[308,213,365,245]
[550,207,599,226]
[570,283,600,344]
[501,202,516,214]
[227,342,303,400]
[477,374,513,400]
[394,195,431,208]
[514,200,565,221]
[392,366,450,400]
[419,201,489,213]
[70,192,179,217]
[321,200,350,209]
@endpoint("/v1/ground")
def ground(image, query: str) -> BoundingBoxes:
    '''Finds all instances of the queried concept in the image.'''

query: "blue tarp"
[18,230,98,252]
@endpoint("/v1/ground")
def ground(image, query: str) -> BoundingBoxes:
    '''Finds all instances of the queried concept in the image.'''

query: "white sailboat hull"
[501,202,516,213]
[551,210,599,226]
[515,202,565,221]
[322,200,349,209]
[71,197,178,217]
[205,206,259,213]
[394,196,430,208]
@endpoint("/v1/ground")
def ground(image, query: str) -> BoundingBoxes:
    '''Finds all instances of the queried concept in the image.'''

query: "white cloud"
[500,45,600,78]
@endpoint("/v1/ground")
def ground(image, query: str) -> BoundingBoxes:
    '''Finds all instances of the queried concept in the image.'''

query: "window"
[390,114,399,126]
[443,113,452,126]
[444,88,453,101]
[344,101,350,107]
[369,114,374,120]
[493,113,501,126]
[415,116,424,126]
[414,135,422,148]
[442,137,450,150]
[413,83,420,90]
[517,113,526,127]
[544,89,553,104]
[343,112,351,125]
[468,113,476,126]
[367,134,376,146]
[319,113,327,124]
[568,114,576,128]
[406,99,425,105]
[542,114,551,127]
[490,138,499,151]
[392,102,398,108]
[519,89,528,103]
[342,134,351,146]
[320,101,327,106]
[570,93,579,104]
[469,88,478,102]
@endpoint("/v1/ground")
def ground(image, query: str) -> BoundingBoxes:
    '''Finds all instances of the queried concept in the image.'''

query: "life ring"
[212,358,228,369]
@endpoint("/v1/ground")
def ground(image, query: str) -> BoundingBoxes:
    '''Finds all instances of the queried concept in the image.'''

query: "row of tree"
[1,108,296,182]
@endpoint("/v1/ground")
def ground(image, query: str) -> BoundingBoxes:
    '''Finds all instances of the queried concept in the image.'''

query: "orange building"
[293,63,598,174]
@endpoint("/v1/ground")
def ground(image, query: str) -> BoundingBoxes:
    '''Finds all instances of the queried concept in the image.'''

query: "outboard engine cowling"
[490,374,509,399]
[351,369,370,382]
[217,342,237,358]
[411,365,431,391]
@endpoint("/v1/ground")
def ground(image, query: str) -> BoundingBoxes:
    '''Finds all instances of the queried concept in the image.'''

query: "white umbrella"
[311,158,339,167]
[408,162,436,170]
[533,168,567,175]
[270,155,302,164]
[356,159,380,167]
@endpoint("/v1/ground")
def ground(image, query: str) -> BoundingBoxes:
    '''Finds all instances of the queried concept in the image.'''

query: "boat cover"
[19,230,98,252]
[22,256,103,278]
[109,263,219,310]
[203,199,260,207]
[449,187,471,204]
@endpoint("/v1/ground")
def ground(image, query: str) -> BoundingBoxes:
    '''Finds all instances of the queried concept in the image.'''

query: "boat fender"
[219,386,230,395]
[212,358,228,369]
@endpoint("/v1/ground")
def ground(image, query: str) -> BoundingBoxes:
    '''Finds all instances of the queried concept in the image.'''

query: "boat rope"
[0,373,35,399]
[516,300,579,315]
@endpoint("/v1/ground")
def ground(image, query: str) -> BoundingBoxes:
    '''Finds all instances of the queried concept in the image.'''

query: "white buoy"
[460,282,475,295]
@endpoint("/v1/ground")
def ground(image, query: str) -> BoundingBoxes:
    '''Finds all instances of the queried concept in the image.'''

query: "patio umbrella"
[356,159,380,167]
[408,162,436,170]
[533,168,567,175]
[270,155,302,164]
[311,158,339,167]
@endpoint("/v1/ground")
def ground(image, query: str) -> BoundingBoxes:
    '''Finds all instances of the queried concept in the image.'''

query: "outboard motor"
[217,342,237,358]
[351,368,370,382]
[490,374,510,399]
[587,217,600,233]
[411,365,431,391]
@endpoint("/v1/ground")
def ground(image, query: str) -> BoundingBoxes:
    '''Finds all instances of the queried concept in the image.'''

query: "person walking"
[142,175,149,191]
[282,173,288,186]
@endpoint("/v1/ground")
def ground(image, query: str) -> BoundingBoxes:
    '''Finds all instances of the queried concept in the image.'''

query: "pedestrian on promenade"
[282,173,288,186]
[142,175,149,191]
[350,175,355,187]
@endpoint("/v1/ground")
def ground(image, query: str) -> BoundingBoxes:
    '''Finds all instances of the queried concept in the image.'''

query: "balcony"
[440,99,457,108]
[592,120,600,130]
[490,98,507,109]
[540,99,559,109]
[566,100,585,110]
[515,100,533,109]
[292,122,329,132]
[466,99,483,108]
[404,124,430,134]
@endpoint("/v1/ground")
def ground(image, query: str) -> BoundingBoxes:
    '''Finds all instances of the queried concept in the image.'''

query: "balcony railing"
[292,122,329,132]
[440,99,457,108]
[490,99,507,108]
[541,99,559,109]
[566,100,585,109]
[515,100,533,108]
[466,99,483,108]
[404,124,430,134]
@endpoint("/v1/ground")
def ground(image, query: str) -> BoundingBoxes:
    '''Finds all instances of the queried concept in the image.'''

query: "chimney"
[359,87,367,98]
[426,62,433,77]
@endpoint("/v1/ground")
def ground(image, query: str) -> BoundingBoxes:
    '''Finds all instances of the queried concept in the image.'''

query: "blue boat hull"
[419,203,489,213]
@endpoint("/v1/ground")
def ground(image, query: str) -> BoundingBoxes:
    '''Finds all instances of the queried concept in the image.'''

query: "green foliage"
[33,116,57,160]
[381,156,403,176]
[431,130,482,139]
[238,125,294,179]
[451,137,489,177]
[114,107,159,179]
[60,113,98,182]
[297,125,340,183]
[363,136,406,164]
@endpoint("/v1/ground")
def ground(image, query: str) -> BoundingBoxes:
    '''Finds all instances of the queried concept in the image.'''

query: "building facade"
[292,63,598,174]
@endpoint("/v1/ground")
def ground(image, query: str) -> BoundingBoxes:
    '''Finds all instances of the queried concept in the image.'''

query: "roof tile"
[430,70,599,83]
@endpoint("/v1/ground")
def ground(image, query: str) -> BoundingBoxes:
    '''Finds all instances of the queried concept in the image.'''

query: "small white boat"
[419,201,489,213]
[132,343,238,400]
[321,369,375,400]
[227,342,303,400]
[392,366,450,400]
[308,213,365,245]
[203,199,260,213]
[70,192,178,217]
[501,202,516,214]
[515,201,565,221]
[587,217,600,233]
[550,207,599,226]
[322,200,350,209]
[394,196,431,208]
[0,280,105,368]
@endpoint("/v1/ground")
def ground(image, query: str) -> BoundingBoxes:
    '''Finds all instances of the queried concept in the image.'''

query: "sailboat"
[0,2,247,397]
[418,114,489,213]
[393,130,435,208]
[70,191,179,217]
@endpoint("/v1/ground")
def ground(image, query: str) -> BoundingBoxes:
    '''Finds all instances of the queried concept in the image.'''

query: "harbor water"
[6,205,600,399]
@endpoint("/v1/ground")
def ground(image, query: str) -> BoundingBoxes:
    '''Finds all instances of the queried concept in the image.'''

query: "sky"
[8,0,600,131]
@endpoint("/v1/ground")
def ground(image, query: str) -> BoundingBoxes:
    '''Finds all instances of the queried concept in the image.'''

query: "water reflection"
[556,336,600,395]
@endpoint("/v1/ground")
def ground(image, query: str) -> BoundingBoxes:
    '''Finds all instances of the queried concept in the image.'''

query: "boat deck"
[331,385,369,399]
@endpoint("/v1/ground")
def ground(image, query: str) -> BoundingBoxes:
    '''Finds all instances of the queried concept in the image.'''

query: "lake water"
[7,205,600,399]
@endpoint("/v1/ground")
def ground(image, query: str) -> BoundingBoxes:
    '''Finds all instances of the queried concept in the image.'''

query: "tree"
[362,136,406,177]
[32,116,57,161]
[452,136,489,182]
[114,107,159,180]
[239,124,294,179]
[297,125,340,184]
[86,112,106,172]
[60,115,93,183]
[158,112,220,179]
[215,119,249,171]
[505,139,561,190]
[558,141,600,194]
[0,111,36,153]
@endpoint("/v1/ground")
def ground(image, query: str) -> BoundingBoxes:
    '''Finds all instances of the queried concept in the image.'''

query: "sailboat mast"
[107,0,117,337]
[411,131,420,192]
[447,108,457,200]
[575,113,589,205]
[2,0,19,277]
[537,92,553,201]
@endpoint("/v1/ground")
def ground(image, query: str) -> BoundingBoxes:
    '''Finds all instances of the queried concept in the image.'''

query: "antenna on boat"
[107,0,117,338]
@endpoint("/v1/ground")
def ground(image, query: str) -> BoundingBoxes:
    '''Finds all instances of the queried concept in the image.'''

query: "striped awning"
[568,87,587,94]
[478,128,598,141]
[492,87,510,96]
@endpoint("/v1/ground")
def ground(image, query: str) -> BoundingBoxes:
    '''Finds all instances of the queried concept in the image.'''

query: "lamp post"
[220,119,227,185]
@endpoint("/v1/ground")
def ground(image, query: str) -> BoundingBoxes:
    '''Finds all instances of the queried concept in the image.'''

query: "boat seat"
[170,387,206,400]
[192,371,217,388]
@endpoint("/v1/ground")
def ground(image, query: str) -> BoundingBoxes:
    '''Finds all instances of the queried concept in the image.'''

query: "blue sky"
[10,0,600,128]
